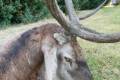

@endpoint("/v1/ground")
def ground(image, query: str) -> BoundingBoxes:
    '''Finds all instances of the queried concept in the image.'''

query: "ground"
[0,6,120,80]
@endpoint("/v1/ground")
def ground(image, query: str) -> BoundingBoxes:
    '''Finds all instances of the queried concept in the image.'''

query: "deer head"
[41,29,93,80]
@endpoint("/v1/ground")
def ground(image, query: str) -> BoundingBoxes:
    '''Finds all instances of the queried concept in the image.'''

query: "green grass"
[78,6,120,80]
[0,6,120,80]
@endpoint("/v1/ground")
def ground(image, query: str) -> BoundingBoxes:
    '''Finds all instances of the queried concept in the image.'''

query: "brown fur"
[0,23,65,80]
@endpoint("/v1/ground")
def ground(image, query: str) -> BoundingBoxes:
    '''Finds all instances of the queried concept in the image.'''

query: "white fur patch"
[42,43,58,80]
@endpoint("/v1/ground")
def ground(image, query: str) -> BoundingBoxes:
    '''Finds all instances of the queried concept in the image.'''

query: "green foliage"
[74,0,105,10]
[0,0,50,27]
[0,0,107,27]
[58,0,105,11]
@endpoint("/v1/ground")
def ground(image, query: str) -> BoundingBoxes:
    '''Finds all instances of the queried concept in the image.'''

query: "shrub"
[58,0,106,11]
[0,0,50,27]
[0,0,107,27]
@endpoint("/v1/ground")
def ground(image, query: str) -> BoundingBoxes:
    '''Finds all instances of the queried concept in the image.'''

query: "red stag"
[0,24,92,80]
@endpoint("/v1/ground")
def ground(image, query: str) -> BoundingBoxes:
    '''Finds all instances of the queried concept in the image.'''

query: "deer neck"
[0,37,43,80]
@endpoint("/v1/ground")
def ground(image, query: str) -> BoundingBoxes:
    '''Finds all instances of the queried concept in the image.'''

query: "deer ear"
[53,33,70,45]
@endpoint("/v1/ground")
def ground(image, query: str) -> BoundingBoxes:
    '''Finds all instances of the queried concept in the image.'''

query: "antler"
[45,0,120,43]
[79,0,108,20]
[45,0,70,31]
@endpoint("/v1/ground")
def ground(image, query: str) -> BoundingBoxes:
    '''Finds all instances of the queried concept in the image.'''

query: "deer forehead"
[59,43,74,59]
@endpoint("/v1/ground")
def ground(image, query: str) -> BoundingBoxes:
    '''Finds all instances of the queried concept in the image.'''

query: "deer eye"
[64,57,72,65]
[64,57,71,62]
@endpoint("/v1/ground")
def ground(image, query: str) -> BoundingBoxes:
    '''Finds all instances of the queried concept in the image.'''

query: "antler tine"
[79,0,107,20]
[65,0,107,21]
[44,0,70,31]
[64,0,120,43]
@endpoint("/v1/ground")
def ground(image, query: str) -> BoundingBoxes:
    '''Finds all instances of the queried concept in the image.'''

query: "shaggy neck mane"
[0,29,33,73]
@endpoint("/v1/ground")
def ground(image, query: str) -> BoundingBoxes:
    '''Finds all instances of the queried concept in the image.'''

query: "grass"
[0,6,120,80]
[78,5,120,80]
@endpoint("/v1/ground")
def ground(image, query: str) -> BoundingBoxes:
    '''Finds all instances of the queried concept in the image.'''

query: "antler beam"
[44,0,70,31]
[45,0,120,43]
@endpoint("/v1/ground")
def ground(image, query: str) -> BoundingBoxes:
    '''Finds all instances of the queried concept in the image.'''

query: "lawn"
[0,6,120,80]
[78,6,120,80]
